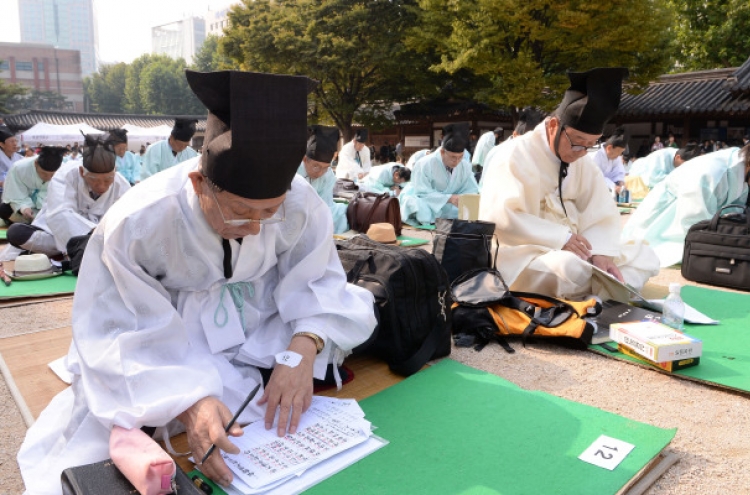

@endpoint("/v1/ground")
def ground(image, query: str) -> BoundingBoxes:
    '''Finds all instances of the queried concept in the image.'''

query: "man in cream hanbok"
[360,163,411,196]
[335,128,371,180]
[399,122,479,226]
[622,145,750,267]
[139,118,199,181]
[18,70,377,495]
[0,146,65,225]
[109,128,142,185]
[6,135,130,257]
[296,125,349,233]
[479,68,659,300]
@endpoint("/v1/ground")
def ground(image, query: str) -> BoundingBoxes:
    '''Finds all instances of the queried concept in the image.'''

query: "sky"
[0,0,235,66]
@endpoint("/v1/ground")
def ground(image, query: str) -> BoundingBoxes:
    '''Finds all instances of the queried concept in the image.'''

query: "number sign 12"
[578,435,635,470]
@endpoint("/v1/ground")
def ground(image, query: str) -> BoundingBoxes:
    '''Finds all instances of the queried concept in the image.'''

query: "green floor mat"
[0,228,6,240]
[397,235,429,247]
[0,273,77,299]
[405,223,435,230]
[591,286,750,394]
[308,359,675,495]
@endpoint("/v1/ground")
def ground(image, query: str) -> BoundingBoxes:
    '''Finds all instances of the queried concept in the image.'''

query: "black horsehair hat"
[37,146,67,172]
[185,70,316,200]
[82,134,116,173]
[0,125,14,143]
[442,122,471,153]
[106,128,128,145]
[307,125,340,163]
[354,128,368,143]
[171,118,198,142]
[555,68,629,135]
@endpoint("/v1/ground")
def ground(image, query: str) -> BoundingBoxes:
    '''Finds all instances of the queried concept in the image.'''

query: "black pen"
[199,383,261,465]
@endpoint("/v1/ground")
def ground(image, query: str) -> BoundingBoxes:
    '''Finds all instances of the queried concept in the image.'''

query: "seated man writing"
[335,129,371,181]
[0,146,65,225]
[17,70,377,495]
[479,68,659,300]
[6,134,131,258]
[398,122,479,226]
[297,125,349,234]
[360,162,411,196]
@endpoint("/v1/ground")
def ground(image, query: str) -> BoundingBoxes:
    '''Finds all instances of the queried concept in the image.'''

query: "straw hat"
[366,223,401,245]
[12,253,61,280]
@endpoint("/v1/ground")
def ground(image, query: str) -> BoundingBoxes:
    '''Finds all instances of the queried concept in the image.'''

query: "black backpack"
[335,236,452,376]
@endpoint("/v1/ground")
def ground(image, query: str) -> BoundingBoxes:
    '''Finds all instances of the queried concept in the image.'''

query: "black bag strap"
[708,204,750,231]
[389,288,449,376]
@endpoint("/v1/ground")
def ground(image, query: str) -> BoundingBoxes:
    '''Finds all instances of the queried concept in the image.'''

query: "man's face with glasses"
[548,117,601,163]
[303,156,331,179]
[189,171,286,239]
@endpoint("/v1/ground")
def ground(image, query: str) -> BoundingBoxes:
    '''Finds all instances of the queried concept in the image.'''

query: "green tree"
[406,0,675,112]
[191,34,237,72]
[139,58,205,115]
[85,62,128,113]
[6,89,69,112]
[0,60,28,114]
[669,0,750,70]
[221,0,442,139]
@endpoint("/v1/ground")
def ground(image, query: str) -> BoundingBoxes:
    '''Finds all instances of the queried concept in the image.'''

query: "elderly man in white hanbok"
[108,128,142,185]
[0,146,65,225]
[18,70,376,495]
[335,129,371,180]
[5,136,130,258]
[399,122,478,226]
[591,128,627,196]
[621,145,750,267]
[139,118,199,181]
[360,163,411,196]
[297,125,349,233]
[479,68,659,300]
[471,127,502,171]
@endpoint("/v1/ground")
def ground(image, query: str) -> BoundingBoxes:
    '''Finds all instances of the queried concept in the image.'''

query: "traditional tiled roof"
[618,57,750,118]
[395,99,511,124]
[1,109,206,133]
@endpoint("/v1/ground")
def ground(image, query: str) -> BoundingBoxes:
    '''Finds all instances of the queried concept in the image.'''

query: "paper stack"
[220,396,387,495]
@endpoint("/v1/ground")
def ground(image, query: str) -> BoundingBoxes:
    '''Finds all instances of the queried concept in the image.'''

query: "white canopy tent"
[121,124,172,152]
[18,122,106,146]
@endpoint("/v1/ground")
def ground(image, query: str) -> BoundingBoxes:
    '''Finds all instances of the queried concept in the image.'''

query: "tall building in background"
[17,0,98,76]
[151,17,205,65]
[205,4,233,38]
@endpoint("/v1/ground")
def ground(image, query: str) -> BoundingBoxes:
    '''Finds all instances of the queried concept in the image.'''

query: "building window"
[0,61,9,70]
[37,61,45,72]
[16,61,33,71]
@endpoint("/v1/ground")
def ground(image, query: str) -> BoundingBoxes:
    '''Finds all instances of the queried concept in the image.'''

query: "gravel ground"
[1,226,747,494]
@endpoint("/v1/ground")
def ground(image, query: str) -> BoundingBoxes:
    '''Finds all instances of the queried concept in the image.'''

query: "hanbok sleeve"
[2,164,35,212]
[45,168,97,245]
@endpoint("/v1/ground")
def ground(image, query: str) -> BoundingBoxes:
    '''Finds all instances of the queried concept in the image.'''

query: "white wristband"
[275,350,303,368]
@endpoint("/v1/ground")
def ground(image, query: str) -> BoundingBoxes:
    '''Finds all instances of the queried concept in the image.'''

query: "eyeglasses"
[562,127,601,152]
[206,183,286,226]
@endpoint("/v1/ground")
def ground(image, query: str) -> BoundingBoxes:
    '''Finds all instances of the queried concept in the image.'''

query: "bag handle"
[708,204,750,231]
[362,193,388,228]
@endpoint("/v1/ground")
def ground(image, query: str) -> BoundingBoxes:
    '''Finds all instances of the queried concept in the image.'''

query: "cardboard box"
[617,343,700,372]
[609,321,702,362]
[458,194,480,221]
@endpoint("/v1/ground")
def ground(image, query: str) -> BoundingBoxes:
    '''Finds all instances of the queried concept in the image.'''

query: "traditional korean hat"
[81,133,116,173]
[171,118,197,142]
[12,254,61,279]
[307,125,340,163]
[106,128,128,145]
[442,122,470,153]
[37,146,67,172]
[354,128,368,143]
[185,70,316,200]
[366,223,401,245]
[0,125,14,143]
[555,68,628,136]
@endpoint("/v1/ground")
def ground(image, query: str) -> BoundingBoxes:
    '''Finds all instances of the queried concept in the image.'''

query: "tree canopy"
[221,0,442,139]
[191,34,237,73]
[85,62,128,113]
[0,61,28,114]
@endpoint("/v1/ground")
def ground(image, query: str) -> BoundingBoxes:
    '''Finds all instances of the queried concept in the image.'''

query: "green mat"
[308,360,675,495]
[406,223,435,230]
[0,273,77,299]
[591,286,750,394]
[0,228,6,240]
[397,235,429,247]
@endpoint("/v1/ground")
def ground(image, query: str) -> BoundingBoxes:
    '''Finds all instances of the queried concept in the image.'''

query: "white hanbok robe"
[398,147,479,226]
[360,163,400,195]
[1,156,49,219]
[139,139,198,181]
[478,137,515,191]
[0,150,23,195]
[116,150,142,185]
[471,131,497,168]
[296,163,349,233]
[406,149,430,169]
[478,122,659,300]
[627,148,678,188]
[31,161,131,252]
[621,147,748,268]
[335,141,371,180]
[18,158,377,495]
[591,147,626,192]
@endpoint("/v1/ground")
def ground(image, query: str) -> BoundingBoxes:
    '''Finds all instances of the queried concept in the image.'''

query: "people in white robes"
[108,128,142,185]
[471,127,502,171]
[591,127,628,195]
[335,129,371,180]
[6,135,130,257]
[399,122,479,226]
[296,125,349,234]
[360,163,411,196]
[17,70,376,495]
[406,148,431,169]
[0,125,23,198]
[479,68,659,300]
[621,146,750,267]
[0,146,65,225]
[626,145,699,189]
[139,118,199,181]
